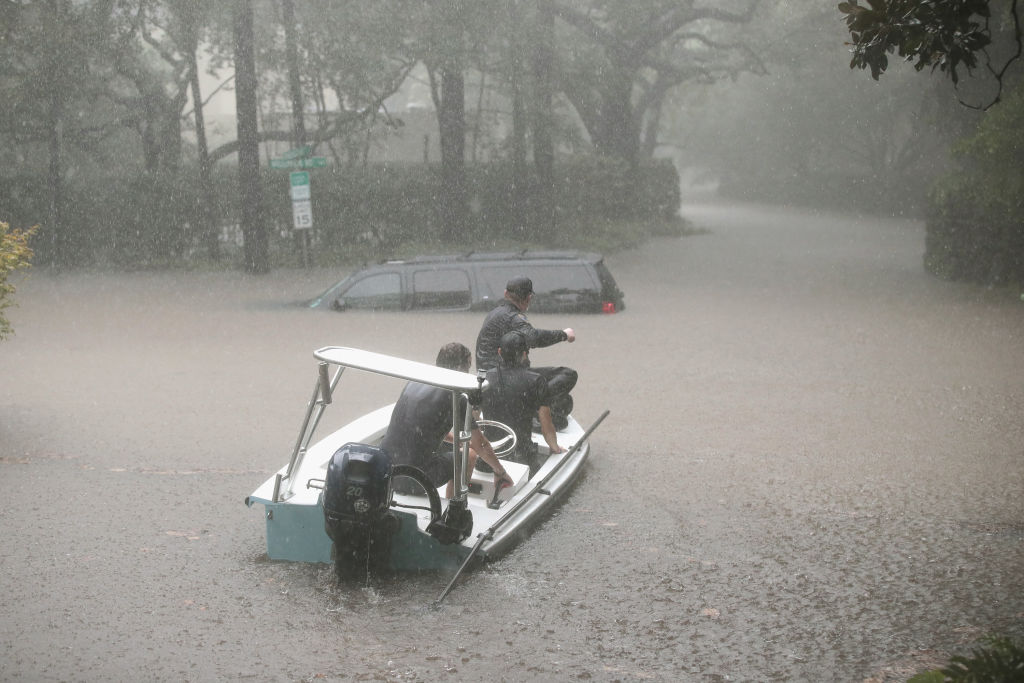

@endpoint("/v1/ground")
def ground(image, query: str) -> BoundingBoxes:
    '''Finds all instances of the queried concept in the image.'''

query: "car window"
[411,268,471,310]
[482,265,596,295]
[340,272,402,310]
[535,265,597,293]
[594,263,623,299]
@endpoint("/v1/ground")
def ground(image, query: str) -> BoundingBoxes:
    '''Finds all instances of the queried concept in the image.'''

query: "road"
[1,202,1021,681]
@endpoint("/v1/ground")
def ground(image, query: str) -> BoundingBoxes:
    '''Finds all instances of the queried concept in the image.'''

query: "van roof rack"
[379,250,598,265]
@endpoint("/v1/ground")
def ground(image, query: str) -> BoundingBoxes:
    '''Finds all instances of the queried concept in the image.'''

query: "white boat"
[246,346,607,590]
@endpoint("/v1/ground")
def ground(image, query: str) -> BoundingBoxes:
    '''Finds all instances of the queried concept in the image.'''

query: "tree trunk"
[509,0,529,237]
[437,65,467,242]
[44,0,69,267]
[188,46,219,261]
[161,92,185,170]
[234,0,268,273]
[639,89,665,159]
[593,70,640,166]
[531,0,556,237]
[470,71,486,163]
[46,81,67,266]
[281,0,306,148]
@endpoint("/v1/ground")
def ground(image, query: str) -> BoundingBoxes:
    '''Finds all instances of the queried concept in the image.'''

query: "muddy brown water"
[1,203,1022,681]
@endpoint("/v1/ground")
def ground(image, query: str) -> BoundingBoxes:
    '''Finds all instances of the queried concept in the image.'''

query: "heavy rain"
[2,2,1023,682]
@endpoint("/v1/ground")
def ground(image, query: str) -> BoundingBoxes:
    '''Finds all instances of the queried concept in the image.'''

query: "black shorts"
[392,449,454,494]
[421,449,455,488]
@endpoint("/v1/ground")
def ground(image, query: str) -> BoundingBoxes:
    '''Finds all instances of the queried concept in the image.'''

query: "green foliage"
[0,222,37,341]
[942,636,1024,681]
[839,0,992,83]
[106,172,199,267]
[0,158,680,269]
[309,157,681,264]
[925,83,1024,286]
[910,636,1024,682]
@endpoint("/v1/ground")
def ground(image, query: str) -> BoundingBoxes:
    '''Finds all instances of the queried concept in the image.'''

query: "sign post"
[270,148,329,268]
[289,171,313,266]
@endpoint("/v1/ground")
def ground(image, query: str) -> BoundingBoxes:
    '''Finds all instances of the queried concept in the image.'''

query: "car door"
[409,267,472,311]
[334,271,403,310]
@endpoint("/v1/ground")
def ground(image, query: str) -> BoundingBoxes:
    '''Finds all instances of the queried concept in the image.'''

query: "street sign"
[289,171,310,200]
[292,200,313,230]
[280,145,312,160]
[270,157,327,170]
[289,171,313,228]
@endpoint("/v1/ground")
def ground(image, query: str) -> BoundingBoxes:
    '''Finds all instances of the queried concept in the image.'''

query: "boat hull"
[248,409,591,572]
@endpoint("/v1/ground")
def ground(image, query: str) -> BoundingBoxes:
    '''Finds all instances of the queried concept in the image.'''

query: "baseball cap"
[506,277,533,298]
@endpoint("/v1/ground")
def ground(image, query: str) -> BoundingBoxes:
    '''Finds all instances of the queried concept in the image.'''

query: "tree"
[4,1,106,267]
[839,0,1023,109]
[1,222,37,341]
[175,0,220,260]
[925,80,1024,284]
[554,1,763,166]
[416,1,503,241]
[531,0,556,235]
[279,0,306,151]
[233,0,268,273]
[655,2,969,213]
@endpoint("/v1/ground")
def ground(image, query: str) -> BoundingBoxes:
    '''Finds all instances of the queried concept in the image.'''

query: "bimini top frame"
[274,346,488,503]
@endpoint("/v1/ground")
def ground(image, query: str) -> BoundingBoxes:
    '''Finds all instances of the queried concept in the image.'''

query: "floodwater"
[1,202,1022,682]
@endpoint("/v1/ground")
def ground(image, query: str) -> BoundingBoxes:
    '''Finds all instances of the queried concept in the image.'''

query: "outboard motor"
[322,443,400,579]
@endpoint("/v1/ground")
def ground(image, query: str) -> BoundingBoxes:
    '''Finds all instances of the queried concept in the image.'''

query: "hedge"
[0,156,680,268]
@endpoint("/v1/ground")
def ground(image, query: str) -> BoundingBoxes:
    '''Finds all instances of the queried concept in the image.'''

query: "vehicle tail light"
[602,301,617,314]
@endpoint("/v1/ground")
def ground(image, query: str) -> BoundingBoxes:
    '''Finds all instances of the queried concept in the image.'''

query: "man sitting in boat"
[480,332,565,478]
[381,342,514,498]
[475,276,577,429]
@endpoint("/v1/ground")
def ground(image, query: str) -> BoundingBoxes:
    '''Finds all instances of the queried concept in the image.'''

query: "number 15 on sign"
[292,200,313,230]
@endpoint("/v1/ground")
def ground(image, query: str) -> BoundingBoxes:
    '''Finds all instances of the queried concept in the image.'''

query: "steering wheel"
[476,419,517,458]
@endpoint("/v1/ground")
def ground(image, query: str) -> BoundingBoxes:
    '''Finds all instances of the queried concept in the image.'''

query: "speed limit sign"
[292,199,313,230]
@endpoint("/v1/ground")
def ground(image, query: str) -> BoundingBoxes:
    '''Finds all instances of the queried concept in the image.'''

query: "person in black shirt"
[475,276,577,428]
[481,332,565,477]
[381,342,512,498]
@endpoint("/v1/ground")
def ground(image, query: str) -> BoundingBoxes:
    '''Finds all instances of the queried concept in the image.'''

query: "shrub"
[924,83,1024,288]
[1,155,681,269]
[1,221,38,340]
[909,635,1024,683]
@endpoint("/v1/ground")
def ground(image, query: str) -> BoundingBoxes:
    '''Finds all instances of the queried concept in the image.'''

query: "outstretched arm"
[522,324,574,349]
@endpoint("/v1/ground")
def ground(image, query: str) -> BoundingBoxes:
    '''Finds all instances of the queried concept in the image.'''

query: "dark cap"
[498,331,529,366]
[506,277,533,298]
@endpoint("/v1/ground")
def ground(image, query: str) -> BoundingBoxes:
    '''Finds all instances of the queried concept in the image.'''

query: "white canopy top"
[314,346,486,392]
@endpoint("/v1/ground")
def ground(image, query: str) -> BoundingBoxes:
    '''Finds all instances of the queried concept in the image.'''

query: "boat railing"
[277,362,344,501]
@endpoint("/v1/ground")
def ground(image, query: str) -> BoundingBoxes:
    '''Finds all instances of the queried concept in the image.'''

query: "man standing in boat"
[381,342,513,498]
[480,332,565,477]
[475,276,577,428]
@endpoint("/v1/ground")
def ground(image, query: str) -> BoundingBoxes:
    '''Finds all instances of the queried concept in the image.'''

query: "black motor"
[322,443,399,579]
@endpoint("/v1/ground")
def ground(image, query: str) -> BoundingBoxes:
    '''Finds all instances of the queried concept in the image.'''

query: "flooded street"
[2,202,1022,681]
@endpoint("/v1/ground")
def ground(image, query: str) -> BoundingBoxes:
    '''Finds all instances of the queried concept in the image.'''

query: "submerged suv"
[308,251,624,314]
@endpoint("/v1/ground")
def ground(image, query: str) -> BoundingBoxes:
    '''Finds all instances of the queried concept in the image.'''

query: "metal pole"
[433,409,610,605]
[451,392,470,502]
[281,364,344,499]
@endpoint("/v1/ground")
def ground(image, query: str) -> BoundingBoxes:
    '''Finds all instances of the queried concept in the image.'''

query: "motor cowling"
[323,443,399,578]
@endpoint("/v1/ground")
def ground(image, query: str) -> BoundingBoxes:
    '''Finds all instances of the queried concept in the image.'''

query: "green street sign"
[280,145,312,160]
[269,157,328,170]
[290,171,310,186]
